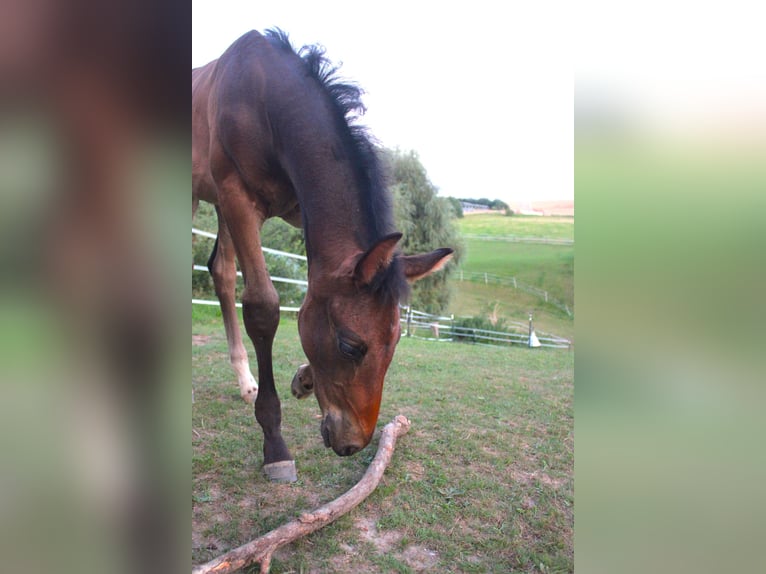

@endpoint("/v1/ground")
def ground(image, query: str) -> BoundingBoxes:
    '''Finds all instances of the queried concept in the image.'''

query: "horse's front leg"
[242,263,297,482]
[218,185,297,482]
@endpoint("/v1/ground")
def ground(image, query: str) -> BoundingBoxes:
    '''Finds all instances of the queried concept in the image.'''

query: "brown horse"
[192,29,452,481]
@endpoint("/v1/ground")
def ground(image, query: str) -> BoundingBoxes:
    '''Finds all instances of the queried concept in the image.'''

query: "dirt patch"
[354,517,439,571]
[355,516,402,553]
[326,552,368,574]
[193,334,211,346]
[510,469,567,489]
[401,544,439,571]
[404,460,425,482]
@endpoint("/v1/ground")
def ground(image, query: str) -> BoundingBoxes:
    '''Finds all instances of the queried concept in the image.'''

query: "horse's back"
[192,30,301,221]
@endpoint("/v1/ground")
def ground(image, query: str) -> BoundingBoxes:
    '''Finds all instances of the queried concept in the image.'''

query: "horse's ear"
[354,232,403,285]
[400,248,454,282]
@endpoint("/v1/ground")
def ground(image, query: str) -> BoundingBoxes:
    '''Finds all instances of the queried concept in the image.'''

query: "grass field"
[457,213,574,241]
[449,282,574,342]
[192,306,573,573]
[458,239,573,302]
[450,214,574,336]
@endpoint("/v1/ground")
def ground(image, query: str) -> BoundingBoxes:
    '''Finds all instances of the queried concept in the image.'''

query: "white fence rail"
[457,270,572,317]
[192,227,306,313]
[400,307,571,349]
[191,265,308,287]
[192,297,301,314]
[192,228,571,349]
[192,228,307,261]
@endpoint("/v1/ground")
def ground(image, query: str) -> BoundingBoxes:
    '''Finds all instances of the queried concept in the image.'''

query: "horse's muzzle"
[321,414,363,457]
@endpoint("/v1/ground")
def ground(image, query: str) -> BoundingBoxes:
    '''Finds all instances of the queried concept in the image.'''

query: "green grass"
[450,282,574,341]
[458,213,574,241]
[449,214,574,332]
[460,239,573,305]
[193,306,573,573]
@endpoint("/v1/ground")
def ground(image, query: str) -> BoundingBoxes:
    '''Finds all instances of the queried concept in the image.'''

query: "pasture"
[458,213,574,241]
[193,205,575,337]
[455,239,573,315]
[457,215,573,305]
[193,306,573,573]
[451,214,574,338]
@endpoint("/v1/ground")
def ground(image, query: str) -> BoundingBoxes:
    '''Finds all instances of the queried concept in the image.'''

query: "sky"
[193,2,765,204]
[192,1,574,204]
[574,1,766,141]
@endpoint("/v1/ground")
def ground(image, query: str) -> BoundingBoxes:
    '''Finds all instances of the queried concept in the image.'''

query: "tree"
[385,149,463,314]
[445,197,464,218]
[192,205,307,305]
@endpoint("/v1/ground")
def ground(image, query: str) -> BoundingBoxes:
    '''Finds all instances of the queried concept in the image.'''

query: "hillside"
[449,213,574,339]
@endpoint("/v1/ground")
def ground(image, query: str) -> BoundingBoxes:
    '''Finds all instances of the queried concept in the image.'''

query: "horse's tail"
[206,236,219,275]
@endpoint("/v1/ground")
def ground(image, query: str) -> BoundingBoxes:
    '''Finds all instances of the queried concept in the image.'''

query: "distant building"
[460,201,492,212]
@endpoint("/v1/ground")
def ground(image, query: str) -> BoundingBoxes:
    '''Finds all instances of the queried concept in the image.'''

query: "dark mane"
[264,29,392,239]
[264,28,407,303]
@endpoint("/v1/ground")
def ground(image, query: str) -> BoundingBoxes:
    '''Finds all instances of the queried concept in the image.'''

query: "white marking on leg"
[232,358,258,403]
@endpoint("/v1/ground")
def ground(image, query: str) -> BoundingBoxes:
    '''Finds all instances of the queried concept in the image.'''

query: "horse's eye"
[338,338,366,361]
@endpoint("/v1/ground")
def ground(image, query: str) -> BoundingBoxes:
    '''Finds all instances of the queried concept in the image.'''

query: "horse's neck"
[301,190,368,271]
[273,97,386,270]
[283,143,370,270]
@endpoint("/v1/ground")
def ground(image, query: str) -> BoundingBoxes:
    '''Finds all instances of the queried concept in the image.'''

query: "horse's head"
[294,233,452,456]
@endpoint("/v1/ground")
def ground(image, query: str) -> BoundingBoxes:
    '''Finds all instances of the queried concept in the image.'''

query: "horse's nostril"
[321,420,331,448]
[339,444,361,457]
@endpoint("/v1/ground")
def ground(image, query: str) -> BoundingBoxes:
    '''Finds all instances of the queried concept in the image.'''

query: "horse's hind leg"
[209,209,258,403]
[217,183,296,482]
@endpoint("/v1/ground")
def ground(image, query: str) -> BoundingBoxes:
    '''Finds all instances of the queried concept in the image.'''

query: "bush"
[452,316,501,343]
[192,237,215,298]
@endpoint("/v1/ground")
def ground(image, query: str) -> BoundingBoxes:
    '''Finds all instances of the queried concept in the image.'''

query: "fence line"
[192,227,571,349]
[457,270,572,317]
[191,298,571,349]
[463,234,573,245]
[400,306,571,349]
[193,228,308,261]
[193,227,307,313]
[194,227,570,315]
[192,298,301,314]
[191,265,308,287]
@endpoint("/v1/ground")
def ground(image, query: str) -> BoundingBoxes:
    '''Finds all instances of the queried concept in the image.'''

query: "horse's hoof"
[239,373,258,404]
[240,385,258,404]
[263,460,297,483]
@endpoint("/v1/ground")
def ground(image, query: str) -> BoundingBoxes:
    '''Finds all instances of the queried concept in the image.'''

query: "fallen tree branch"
[193,414,412,574]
